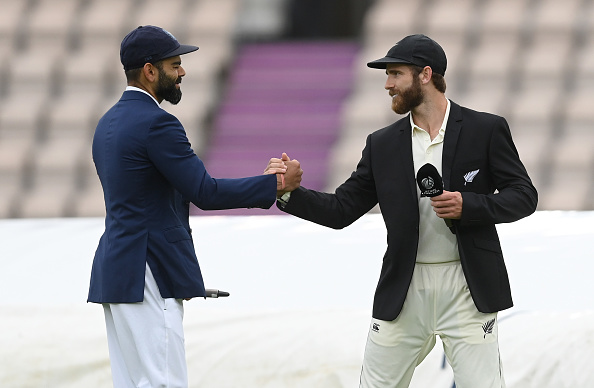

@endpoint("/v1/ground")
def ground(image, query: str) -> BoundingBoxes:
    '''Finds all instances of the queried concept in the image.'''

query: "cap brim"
[366,57,415,69]
[163,44,199,59]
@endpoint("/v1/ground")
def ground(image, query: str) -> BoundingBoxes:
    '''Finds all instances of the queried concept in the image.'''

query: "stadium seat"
[539,167,591,210]
[574,37,594,91]
[234,0,289,40]
[4,45,63,96]
[361,0,421,38]
[19,171,77,218]
[466,32,520,81]
[531,0,582,34]
[0,92,48,140]
[71,150,105,218]
[0,0,28,50]
[563,86,594,128]
[26,0,79,49]
[425,0,476,36]
[58,46,119,97]
[507,84,563,125]
[128,0,186,32]
[186,0,240,37]
[479,0,530,34]
[457,78,508,117]
[0,171,21,218]
[77,0,135,49]
[0,137,34,177]
[518,32,573,85]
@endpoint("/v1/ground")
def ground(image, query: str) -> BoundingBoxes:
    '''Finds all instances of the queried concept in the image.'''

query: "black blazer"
[279,101,538,321]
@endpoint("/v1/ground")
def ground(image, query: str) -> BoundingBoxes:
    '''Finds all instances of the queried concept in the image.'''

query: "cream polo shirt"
[411,99,460,263]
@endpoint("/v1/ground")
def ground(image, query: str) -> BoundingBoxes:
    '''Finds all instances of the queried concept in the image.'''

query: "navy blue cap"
[367,34,447,76]
[120,25,198,71]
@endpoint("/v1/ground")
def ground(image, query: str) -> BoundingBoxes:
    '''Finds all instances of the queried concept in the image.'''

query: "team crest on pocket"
[463,169,480,185]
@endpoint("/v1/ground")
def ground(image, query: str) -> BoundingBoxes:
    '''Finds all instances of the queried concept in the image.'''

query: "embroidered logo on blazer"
[482,318,495,338]
[463,169,480,185]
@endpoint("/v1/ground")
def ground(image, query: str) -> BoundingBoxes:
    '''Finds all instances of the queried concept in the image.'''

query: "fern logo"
[482,318,495,338]
[463,169,480,185]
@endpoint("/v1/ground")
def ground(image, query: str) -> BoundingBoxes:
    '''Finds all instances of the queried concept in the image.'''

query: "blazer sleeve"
[146,113,276,210]
[279,134,378,229]
[459,116,538,226]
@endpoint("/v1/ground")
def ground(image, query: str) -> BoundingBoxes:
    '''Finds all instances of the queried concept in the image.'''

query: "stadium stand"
[196,41,358,216]
[0,0,592,218]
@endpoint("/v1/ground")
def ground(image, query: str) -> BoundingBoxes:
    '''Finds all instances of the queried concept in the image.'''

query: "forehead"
[386,63,412,73]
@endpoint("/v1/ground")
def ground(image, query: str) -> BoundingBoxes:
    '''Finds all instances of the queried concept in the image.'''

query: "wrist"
[277,191,291,208]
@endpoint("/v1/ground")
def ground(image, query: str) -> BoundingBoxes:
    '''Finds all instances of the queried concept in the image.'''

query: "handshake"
[264,152,303,197]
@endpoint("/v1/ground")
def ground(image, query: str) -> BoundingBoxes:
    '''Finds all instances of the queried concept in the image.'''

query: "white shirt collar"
[125,86,161,107]
[410,98,451,139]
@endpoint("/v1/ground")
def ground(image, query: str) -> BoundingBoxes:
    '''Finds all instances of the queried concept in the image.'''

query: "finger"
[281,152,290,161]
[430,199,448,208]
[268,162,287,170]
[265,168,286,175]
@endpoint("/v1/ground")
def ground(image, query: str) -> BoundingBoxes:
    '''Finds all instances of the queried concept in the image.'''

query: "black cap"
[120,25,198,71]
[367,34,447,76]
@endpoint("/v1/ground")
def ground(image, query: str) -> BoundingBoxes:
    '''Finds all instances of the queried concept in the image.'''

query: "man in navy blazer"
[275,35,537,387]
[88,26,301,387]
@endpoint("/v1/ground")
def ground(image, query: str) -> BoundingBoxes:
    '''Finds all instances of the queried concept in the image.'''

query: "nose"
[178,65,186,77]
[384,77,393,90]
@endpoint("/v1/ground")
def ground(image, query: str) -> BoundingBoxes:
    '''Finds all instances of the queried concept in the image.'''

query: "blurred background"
[1,0,593,218]
[1,2,594,386]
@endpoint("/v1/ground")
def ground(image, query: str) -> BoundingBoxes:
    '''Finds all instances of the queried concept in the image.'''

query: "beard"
[391,76,423,114]
[156,69,182,105]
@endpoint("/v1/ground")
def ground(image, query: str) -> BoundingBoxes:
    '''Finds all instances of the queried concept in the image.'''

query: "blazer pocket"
[473,238,502,253]
[455,160,483,171]
[163,226,191,243]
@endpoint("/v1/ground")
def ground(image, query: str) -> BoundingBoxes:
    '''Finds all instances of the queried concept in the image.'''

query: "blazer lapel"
[442,102,462,190]
[393,117,417,200]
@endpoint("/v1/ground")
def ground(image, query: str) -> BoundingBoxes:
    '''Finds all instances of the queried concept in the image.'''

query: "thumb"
[281,152,290,162]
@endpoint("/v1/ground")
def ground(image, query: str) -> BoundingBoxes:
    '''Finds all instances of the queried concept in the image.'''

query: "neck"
[411,93,447,140]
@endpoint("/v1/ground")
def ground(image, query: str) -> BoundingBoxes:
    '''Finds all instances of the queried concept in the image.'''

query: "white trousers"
[360,261,505,388]
[103,264,188,388]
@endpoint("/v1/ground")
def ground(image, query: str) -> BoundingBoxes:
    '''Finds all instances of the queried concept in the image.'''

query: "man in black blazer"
[275,34,537,387]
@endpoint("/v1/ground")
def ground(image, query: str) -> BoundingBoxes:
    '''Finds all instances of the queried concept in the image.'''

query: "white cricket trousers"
[103,264,188,388]
[360,261,505,388]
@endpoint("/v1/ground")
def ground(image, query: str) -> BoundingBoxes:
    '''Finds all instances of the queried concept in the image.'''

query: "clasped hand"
[263,153,303,196]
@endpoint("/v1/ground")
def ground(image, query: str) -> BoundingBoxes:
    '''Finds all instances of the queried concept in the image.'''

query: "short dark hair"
[125,67,142,83]
[411,65,446,93]
[124,60,165,83]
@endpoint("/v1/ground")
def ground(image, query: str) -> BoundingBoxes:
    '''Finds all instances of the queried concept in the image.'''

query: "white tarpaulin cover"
[1,211,593,387]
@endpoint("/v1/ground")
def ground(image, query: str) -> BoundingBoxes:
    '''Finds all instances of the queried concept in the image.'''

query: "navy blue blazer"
[88,91,276,303]
[279,101,538,321]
